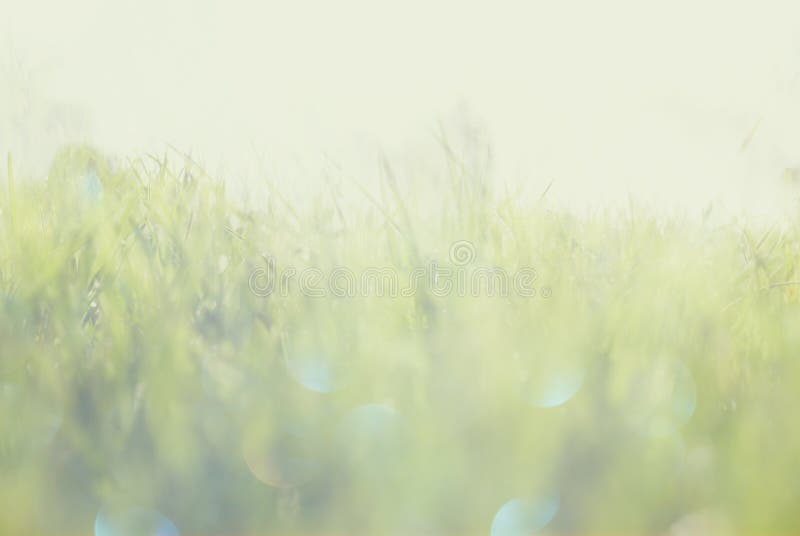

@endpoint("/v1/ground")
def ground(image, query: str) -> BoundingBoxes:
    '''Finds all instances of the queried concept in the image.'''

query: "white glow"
[4,0,800,214]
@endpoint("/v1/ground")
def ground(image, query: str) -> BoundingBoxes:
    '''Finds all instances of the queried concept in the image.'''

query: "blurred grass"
[1,143,800,535]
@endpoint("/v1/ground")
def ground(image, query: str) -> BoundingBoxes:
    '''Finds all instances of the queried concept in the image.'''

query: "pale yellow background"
[3,0,800,214]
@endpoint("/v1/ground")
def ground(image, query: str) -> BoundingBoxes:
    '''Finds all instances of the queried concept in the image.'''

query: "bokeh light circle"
[243,426,322,488]
[94,507,179,536]
[518,355,585,408]
[285,352,347,393]
[490,495,560,536]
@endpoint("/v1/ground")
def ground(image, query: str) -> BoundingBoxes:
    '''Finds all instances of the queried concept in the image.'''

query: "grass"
[1,142,800,535]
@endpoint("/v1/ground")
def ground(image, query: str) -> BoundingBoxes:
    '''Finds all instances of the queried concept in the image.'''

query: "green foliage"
[1,144,800,535]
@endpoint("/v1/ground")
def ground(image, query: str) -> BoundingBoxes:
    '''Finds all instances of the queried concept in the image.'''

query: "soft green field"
[1,144,800,535]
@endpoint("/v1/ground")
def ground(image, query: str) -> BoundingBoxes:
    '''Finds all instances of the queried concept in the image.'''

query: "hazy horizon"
[4,0,800,216]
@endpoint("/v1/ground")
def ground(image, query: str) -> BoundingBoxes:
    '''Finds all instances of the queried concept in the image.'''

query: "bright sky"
[4,0,800,214]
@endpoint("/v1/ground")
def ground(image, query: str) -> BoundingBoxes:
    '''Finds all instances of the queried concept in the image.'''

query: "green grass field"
[2,143,800,535]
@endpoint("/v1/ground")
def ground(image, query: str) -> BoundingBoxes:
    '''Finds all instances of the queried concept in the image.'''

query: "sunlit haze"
[4,0,800,212]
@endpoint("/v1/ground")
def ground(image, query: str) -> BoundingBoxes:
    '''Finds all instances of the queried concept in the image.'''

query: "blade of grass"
[7,152,16,235]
